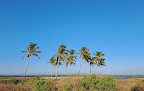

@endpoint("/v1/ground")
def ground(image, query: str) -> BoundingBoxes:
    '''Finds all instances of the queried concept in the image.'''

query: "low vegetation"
[0,74,144,91]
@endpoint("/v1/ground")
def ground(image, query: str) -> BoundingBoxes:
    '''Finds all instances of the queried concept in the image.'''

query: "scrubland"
[0,74,144,91]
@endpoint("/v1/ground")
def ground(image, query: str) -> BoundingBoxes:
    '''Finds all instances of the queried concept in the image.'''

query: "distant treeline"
[1,74,144,78]
[0,74,82,77]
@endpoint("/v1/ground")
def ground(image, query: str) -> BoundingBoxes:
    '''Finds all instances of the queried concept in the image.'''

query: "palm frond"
[22,50,28,53]
[22,42,41,60]
[34,47,40,49]
[32,53,40,59]
[33,50,41,53]
[22,53,28,60]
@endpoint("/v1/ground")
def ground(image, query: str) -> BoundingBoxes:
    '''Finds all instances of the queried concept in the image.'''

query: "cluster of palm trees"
[22,42,106,78]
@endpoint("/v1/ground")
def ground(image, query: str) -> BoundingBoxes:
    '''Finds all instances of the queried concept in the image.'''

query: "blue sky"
[0,0,144,75]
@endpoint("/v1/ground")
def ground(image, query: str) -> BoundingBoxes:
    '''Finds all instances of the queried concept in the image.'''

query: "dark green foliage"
[25,77,50,91]
[80,74,116,91]
[34,80,49,91]
[65,86,73,91]
[80,79,90,89]
[89,57,95,66]
[96,76,115,91]
[10,79,20,85]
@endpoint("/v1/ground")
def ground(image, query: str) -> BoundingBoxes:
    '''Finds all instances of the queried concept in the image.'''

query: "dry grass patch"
[116,78,144,91]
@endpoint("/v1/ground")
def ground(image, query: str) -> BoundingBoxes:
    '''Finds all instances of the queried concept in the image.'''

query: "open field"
[0,75,144,91]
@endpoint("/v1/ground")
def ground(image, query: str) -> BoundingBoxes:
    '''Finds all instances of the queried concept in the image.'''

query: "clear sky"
[0,0,144,75]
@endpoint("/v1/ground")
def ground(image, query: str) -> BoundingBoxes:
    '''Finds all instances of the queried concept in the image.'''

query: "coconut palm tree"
[47,55,56,78]
[93,51,104,75]
[22,42,41,78]
[98,58,106,75]
[66,50,76,77]
[51,45,67,79]
[89,57,95,74]
[77,46,91,75]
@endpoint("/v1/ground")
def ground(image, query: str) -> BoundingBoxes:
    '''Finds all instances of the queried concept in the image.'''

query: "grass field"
[0,74,144,91]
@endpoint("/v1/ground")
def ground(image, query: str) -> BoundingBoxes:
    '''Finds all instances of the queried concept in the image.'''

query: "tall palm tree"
[22,42,41,78]
[51,45,67,79]
[99,58,105,75]
[47,55,56,78]
[93,51,104,75]
[77,46,91,75]
[66,50,76,77]
[89,57,95,74]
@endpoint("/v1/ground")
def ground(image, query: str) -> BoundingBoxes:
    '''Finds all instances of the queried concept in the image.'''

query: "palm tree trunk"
[95,61,98,75]
[100,66,102,76]
[24,57,30,78]
[90,65,91,74]
[85,61,86,75]
[56,58,59,79]
[68,63,70,77]
[51,64,52,78]
[78,59,83,76]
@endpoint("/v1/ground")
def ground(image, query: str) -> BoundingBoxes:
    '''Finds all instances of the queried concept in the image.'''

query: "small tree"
[77,46,91,75]
[98,58,106,75]
[51,45,67,79]
[66,50,76,77]
[22,42,41,78]
[89,57,95,74]
[47,55,56,78]
[93,51,104,75]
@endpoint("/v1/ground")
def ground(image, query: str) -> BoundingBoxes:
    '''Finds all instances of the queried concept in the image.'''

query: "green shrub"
[65,86,73,91]
[26,77,40,83]
[142,79,144,83]
[80,79,90,89]
[80,74,116,91]
[10,79,20,85]
[89,74,100,85]
[25,77,49,91]
[80,74,99,90]
[34,80,49,91]
[96,76,115,91]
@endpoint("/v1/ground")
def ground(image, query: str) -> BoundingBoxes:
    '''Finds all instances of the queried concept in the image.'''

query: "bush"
[10,79,20,85]
[80,74,116,91]
[142,79,144,83]
[80,74,100,90]
[25,77,49,91]
[96,76,115,91]
[80,79,90,89]
[34,80,49,91]
[26,77,40,83]
[65,86,73,91]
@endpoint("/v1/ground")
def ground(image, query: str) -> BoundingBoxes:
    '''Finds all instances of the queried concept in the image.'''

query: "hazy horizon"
[0,0,144,75]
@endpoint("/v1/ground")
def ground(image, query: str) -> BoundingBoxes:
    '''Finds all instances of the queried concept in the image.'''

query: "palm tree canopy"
[77,46,91,62]
[93,51,106,66]
[50,44,67,66]
[22,42,41,60]
[47,54,57,65]
[89,57,95,66]
[98,58,106,66]
[94,51,104,59]
[57,44,67,62]
[66,50,77,68]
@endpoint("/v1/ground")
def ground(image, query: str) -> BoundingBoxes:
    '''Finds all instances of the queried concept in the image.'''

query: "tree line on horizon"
[22,42,106,78]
